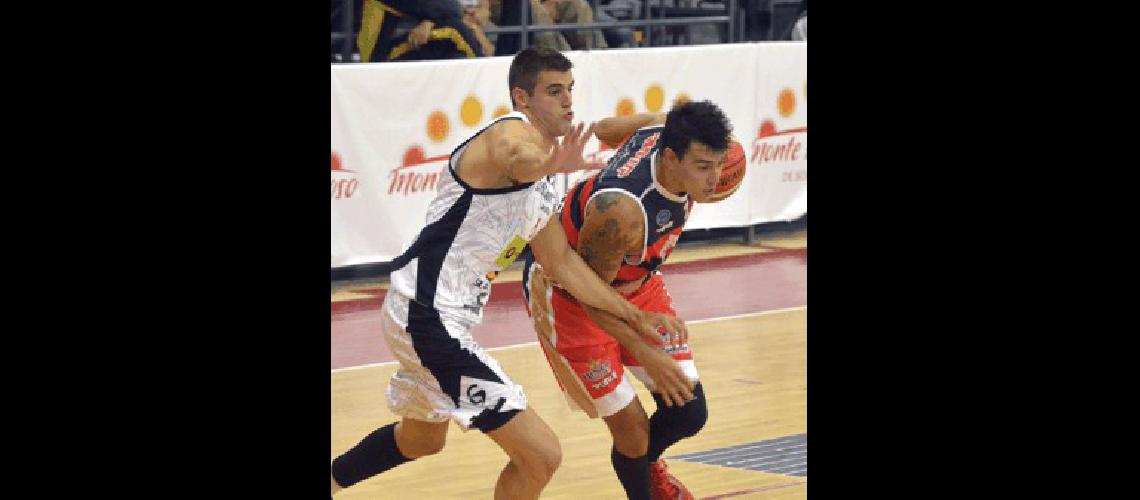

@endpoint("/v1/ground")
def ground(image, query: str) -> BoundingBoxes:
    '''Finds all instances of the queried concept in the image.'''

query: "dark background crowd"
[332,0,807,63]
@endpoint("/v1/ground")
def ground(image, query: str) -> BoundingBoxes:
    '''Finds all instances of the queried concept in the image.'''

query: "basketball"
[707,139,746,202]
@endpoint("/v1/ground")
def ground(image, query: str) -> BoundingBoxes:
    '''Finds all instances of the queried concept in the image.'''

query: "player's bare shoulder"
[463,118,538,185]
[457,118,531,188]
[488,117,543,151]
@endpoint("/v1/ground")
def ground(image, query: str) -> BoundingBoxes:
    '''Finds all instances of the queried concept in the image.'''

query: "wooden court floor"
[332,308,807,499]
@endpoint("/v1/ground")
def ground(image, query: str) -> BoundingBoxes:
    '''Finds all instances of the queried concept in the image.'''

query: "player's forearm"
[537,247,640,323]
[530,222,640,323]
[596,113,665,147]
[584,305,656,358]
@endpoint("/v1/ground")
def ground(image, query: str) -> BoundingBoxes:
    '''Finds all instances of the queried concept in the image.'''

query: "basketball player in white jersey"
[331,48,695,499]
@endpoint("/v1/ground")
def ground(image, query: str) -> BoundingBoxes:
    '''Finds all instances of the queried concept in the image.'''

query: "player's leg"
[647,383,707,462]
[617,378,702,500]
[393,292,554,499]
[603,397,654,500]
[484,408,563,500]
[624,275,708,459]
[527,261,652,499]
[331,417,449,495]
[608,366,703,500]
[622,276,704,499]
[454,359,560,499]
[330,292,458,495]
[642,383,705,500]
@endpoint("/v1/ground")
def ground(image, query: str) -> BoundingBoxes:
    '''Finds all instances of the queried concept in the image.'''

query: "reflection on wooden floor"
[332,309,806,499]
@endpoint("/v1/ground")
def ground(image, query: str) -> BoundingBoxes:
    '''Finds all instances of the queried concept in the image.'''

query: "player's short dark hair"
[508,48,573,109]
[660,100,732,159]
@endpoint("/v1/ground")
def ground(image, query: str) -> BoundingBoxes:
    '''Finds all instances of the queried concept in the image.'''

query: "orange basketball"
[707,139,746,202]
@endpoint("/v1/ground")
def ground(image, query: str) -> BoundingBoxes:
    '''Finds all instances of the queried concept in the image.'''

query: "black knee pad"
[676,383,708,438]
[653,382,708,439]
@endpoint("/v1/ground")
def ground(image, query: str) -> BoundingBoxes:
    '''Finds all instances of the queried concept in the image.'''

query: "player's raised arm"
[594,112,666,148]
[488,120,596,183]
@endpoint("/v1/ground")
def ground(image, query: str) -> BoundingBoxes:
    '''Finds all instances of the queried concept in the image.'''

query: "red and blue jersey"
[560,126,692,287]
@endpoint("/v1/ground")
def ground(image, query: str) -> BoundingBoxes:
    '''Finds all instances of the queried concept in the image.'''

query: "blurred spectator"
[545,0,619,50]
[737,0,770,41]
[461,0,497,57]
[790,14,806,40]
[492,0,636,54]
[786,0,807,41]
[357,0,488,62]
[592,5,636,48]
[493,0,572,55]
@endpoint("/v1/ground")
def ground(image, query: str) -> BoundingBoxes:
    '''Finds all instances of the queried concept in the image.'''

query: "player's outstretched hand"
[548,121,598,174]
[637,347,694,407]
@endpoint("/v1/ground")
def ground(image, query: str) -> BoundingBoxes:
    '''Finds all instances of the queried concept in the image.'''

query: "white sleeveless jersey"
[388,111,560,326]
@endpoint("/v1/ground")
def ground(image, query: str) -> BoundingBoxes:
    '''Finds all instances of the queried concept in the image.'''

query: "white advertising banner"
[749,42,808,224]
[332,43,806,267]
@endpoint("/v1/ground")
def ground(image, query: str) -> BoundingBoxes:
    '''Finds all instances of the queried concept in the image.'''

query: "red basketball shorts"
[524,262,699,418]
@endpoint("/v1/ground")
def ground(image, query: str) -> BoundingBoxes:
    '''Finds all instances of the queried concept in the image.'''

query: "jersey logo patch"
[655,209,673,232]
[494,235,528,269]
[583,359,612,382]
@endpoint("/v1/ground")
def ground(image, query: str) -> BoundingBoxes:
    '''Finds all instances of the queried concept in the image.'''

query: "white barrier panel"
[749,43,808,223]
[332,43,806,268]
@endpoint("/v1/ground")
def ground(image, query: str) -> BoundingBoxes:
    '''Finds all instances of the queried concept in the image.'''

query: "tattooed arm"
[530,217,640,324]
[575,191,694,407]
[530,212,688,349]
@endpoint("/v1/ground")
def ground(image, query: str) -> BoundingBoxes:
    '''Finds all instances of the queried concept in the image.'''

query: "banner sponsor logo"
[388,146,450,197]
[386,98,514,198]
[331,152,359,200]
[751,85,807,183]
[751,122,806,165]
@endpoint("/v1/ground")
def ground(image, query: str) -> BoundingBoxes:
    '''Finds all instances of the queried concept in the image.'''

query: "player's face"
[527,70,575,137]
[669,142,726,203]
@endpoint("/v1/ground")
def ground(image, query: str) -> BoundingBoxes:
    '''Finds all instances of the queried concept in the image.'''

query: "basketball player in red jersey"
[522,101,735,500]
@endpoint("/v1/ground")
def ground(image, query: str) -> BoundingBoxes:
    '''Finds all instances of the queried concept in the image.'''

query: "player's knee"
[520,438,562,483]
[677,383,708,438]
[535,441,564,481]
[610,415,650,456]
[679,395,708,438]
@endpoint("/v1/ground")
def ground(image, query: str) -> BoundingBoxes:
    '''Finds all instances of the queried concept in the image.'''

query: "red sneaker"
[649,459,694,500]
